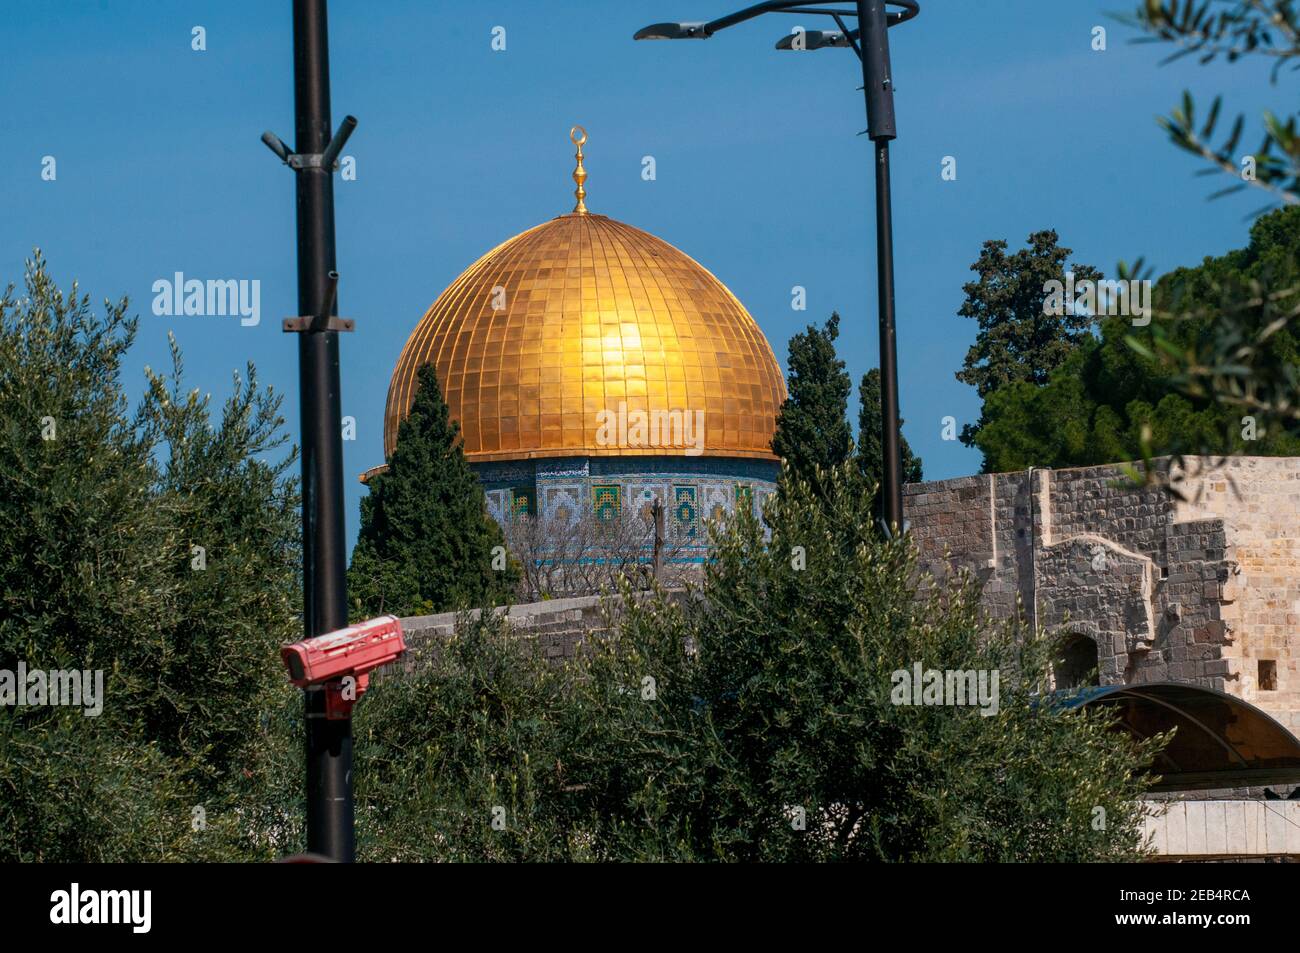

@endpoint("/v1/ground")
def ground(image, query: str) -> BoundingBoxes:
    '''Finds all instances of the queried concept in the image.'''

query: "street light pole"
[856,0,904,535]
[294,0,352,863]
[263,0,356,861]
[634,1,918,536]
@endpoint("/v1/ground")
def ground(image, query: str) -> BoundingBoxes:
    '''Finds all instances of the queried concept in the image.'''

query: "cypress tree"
[856,366,923,511]
[349,364,517,618]
[771,312,853,493]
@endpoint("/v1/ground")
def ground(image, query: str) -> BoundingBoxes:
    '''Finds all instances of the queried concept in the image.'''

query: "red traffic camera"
[281,615,407,719]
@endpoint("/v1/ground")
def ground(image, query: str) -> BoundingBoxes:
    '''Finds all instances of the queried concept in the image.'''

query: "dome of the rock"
[383,211,785,462]
[375,128,785,543]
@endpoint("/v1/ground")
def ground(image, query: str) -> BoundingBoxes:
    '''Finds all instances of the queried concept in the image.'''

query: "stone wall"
[400,594,611,662]
[1171,457,1300,727]
[1142,799,1300,859]
[397,454,1299,734]
[904,456,1299,733]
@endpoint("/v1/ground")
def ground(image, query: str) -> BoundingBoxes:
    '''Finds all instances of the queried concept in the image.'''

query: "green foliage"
[856,366,923,502]
[775,318,924,520]
[973,207,1300,472]
[955,231,1102,448]
[352,464,1165,862]
[0,253,301,861]
[771,313,853,492]
[1125,210,1300,471]
[1127,1,1300,209]
[354,614,579,861]
[1117,3,1300,460]
[0,256,1166,862]
[348,364,517,618]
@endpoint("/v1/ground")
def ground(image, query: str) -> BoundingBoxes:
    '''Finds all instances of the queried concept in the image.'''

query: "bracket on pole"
[282,270,355,333]
[263,116,359,334]
[831,12,864,59]
[262,115,358,172]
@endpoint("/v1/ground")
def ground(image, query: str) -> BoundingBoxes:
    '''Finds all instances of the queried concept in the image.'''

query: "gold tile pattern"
[384,212,786,462]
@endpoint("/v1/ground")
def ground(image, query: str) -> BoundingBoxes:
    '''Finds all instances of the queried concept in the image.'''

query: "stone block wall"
[1142,799,1300,858]
[395,456,1298,735]
[1171,457,1300,723]
[399,594,611,663]
[904,456,1299,733]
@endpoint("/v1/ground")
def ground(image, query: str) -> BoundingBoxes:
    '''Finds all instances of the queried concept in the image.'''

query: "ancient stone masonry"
[400,595,611,663]
[904,456,1300,733]
[398,591,694,666]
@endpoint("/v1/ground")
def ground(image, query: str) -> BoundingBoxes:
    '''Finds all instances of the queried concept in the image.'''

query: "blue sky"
[3,0,1292,552]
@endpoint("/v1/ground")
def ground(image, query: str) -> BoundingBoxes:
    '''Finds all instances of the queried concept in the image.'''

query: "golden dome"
[384,148,786,463]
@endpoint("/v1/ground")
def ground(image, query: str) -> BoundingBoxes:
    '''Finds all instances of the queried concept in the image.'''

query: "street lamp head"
[634,21,709,40]
[774,29,853,51]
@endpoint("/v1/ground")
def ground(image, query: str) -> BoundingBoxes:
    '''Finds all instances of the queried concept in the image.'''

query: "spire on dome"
[570,125,589,214]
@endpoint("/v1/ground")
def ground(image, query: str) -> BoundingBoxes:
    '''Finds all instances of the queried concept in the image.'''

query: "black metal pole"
[857,0,904,535]
[292,0,353,861]
[872,140,904,535]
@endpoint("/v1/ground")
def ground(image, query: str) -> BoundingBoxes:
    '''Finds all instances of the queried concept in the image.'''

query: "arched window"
[1054,634,1100,690]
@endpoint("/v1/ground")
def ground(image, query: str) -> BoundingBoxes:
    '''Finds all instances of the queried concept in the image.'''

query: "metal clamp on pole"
[262,115,358,171]
[264,115,359,336]
[282,270,355,333]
